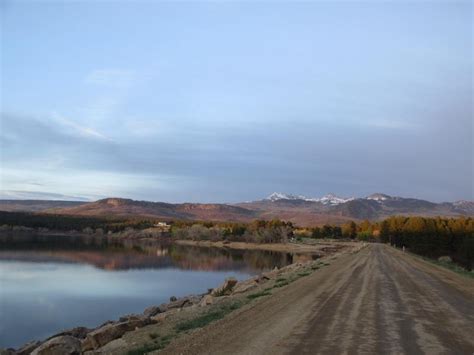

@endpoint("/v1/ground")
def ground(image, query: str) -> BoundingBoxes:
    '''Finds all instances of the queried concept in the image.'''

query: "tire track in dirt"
[160,244,474,355]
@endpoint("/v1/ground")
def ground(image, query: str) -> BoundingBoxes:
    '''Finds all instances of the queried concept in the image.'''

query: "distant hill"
[45,198,257,222]
[0,200,87,212]
[0,193,472,226]
[239,192,474,223]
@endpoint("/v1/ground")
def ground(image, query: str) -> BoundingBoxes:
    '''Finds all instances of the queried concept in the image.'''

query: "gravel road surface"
[162,244,474,355]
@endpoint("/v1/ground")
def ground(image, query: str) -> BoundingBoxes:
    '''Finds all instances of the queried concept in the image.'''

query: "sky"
[0,0,472,203]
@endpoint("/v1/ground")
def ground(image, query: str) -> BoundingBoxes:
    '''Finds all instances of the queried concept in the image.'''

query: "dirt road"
[162,244,474,355]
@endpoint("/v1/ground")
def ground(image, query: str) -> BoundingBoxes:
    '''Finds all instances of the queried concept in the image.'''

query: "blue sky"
[1,0,472,202]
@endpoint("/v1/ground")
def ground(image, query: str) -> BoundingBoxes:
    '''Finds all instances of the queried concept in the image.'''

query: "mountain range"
[0,193,472,226]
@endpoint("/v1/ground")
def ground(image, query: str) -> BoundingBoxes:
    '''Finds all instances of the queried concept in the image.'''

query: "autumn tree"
[342,221,357,239]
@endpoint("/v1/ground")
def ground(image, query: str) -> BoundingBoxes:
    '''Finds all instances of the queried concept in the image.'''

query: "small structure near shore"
[153,222,171,232]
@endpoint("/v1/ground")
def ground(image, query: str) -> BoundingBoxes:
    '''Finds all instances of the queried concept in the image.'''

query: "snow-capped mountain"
[317,193,355,205]
[265,192,354,205]
[452,200,474,213]
[453,200,473,207]
[366,193,392,201]
[2,193,472,226]
[266,192,307,201]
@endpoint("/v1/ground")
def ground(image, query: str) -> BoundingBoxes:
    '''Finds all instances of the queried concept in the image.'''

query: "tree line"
[306,216,473,270]
[378,216,473,270]
[0,211,156,233]
[1,211,472,269]
[0,212,294,243]
[171,219,294,244]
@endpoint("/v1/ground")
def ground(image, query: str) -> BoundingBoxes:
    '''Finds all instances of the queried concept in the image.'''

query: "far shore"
[174,239,357,254]
[0,227,361,254]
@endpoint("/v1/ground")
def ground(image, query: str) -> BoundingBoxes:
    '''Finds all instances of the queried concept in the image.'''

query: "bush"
[357,231,372,241]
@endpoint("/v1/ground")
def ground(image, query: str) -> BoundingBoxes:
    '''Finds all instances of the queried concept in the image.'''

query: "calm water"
[0,234,303,348]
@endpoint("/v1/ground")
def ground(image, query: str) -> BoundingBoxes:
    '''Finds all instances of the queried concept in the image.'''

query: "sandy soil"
[160,244,474,355]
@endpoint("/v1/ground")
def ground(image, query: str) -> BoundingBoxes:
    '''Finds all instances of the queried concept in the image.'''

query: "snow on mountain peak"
[317,194,355,205]
[266,192,305,201]
[366,193,392,201]
[453,200,474,208]
[266,192,354,205]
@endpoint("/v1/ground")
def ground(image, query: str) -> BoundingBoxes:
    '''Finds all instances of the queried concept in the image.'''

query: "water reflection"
[0,234,294,273]
[0,233,313,348]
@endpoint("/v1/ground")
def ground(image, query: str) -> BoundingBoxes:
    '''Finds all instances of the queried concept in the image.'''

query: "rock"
[143,305,162,317]
[47,327,91,341]
[162,295,201,312]
[170,298,190,308]
[0,349,16,355]
[17,340,41,355]
[118,314,146,322]
[211,277,238,297]
[232,280,257,294]
[184,295,202,305]
[280,263,299,272]
[438,256,452,263]
[82,316,153,351]
[151,312,169,322]
[31,336,81,355]
[169,296,177,302]
[96,338,128,353]
[97,320,115,328]
[199,294,214,307]
[257,270,279,283]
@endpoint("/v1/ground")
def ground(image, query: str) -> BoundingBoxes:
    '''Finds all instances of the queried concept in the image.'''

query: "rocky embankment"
[1,243,364,355]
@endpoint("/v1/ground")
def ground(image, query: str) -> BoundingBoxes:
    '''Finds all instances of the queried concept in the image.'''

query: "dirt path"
[161,244,474,355]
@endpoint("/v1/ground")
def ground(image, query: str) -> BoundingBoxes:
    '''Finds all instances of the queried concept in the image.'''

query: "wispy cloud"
[0,190,91,201]
[51,112,112,141]
[84,69,137,88]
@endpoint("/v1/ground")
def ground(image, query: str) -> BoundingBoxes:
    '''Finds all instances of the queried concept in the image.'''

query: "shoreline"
[174,239,357,254]
[3,238,364,354]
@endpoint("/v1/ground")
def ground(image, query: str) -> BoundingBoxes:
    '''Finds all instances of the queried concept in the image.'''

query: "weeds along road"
[161,244,474,355]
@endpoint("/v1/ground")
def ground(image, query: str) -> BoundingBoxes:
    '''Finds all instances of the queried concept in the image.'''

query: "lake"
[0,234,303,348]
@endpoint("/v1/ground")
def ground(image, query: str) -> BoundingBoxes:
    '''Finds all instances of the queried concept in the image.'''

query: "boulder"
[199,294,214,307]
[168,298,191,309]
[151,312,169,323]
[280,263,300,272]
[169,296,177,302]
[257,271,277,283]
[82,316,152,351]
[232,280,257,294]
[47,327,91,340]
[16,340,41,355]
[96,338,127,353]
[211,277,238,297]
[159,295,201,312]
[118,314,147,322]
[30,336,81,355]
[438,256,452,263]
[143,305,162,317]
[97,320,115,328]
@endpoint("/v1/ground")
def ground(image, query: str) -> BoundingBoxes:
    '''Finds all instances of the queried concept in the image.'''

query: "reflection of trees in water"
[0,233,308,272]
[166,245,293,272]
